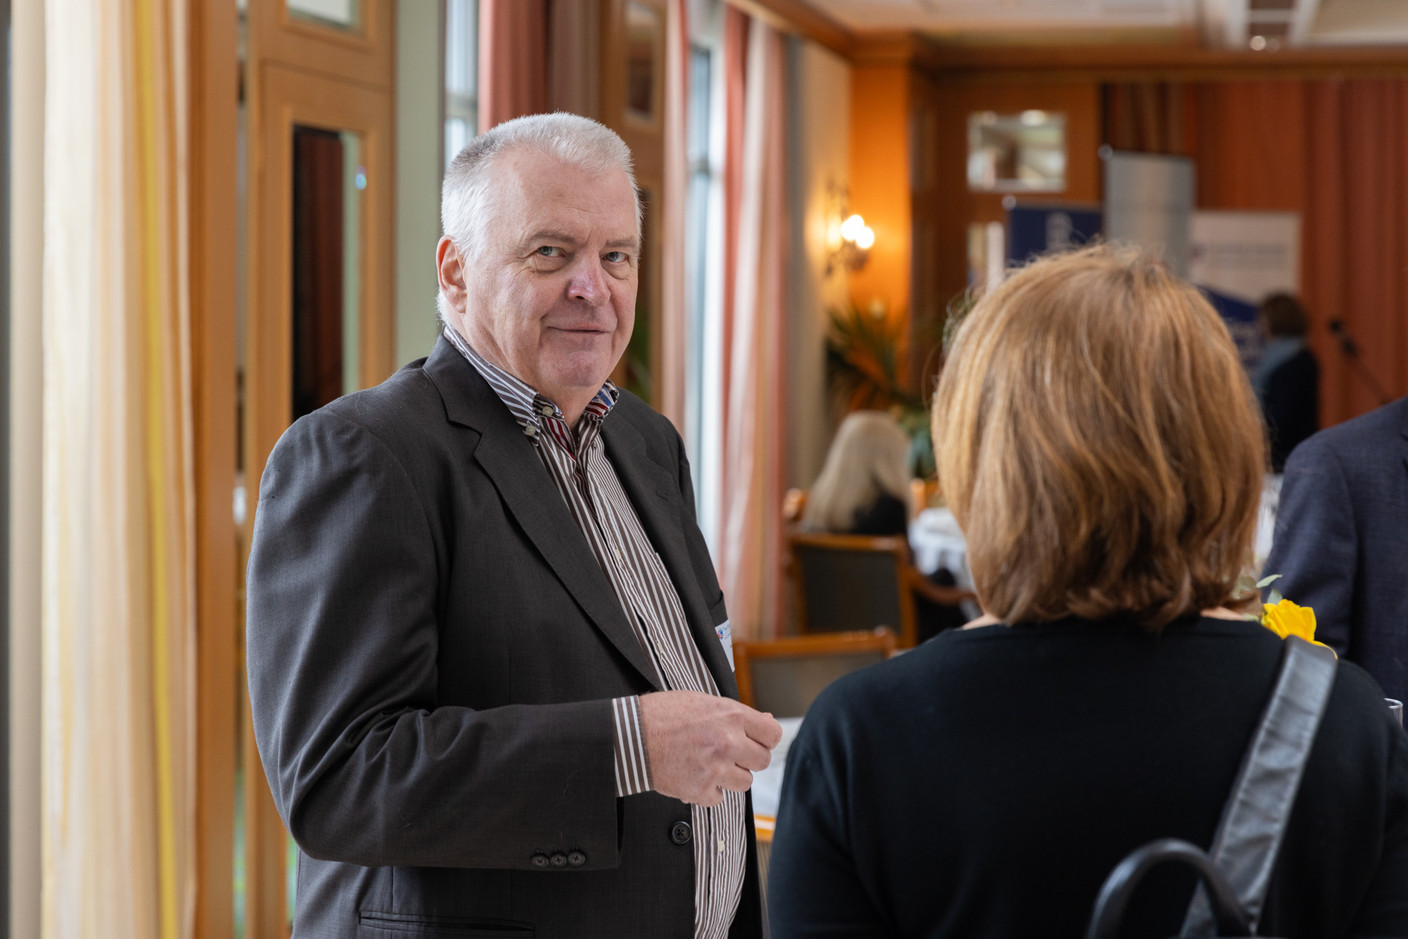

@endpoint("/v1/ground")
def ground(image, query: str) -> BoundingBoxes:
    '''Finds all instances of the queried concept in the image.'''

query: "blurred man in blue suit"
[1264,394,1408,703]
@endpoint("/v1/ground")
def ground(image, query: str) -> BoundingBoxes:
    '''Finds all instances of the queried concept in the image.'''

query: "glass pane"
[444,0,479,169]
[445,116,472,169]
[445,0,478,96]
[286,0,361,31]
[341,132,363,397]
[967,110,1066,193]
[290,126,364,420]
[685,45,712,473]
[286,834,299,924]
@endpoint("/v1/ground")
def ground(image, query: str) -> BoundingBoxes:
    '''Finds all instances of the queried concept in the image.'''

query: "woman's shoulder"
[803,615,1286,720]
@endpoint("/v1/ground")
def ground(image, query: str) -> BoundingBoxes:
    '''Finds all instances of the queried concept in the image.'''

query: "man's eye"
[604,251,629,264]
[536,246,564,258]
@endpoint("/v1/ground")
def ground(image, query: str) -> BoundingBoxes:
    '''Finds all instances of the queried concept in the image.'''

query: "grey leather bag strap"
[1182,636,1338,936]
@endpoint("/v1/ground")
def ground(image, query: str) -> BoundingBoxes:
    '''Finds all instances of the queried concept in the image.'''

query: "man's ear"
[436,237,467,311]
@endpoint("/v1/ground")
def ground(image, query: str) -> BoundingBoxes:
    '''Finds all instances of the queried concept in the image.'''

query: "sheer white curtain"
[717,9,789,640]
[42,0,197,935]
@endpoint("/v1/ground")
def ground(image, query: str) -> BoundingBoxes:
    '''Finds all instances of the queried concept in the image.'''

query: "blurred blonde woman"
[802,410,913,536]
[769,244,1408,938]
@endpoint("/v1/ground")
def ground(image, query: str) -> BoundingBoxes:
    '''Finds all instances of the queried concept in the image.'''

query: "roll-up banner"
[1188,211,1301,372]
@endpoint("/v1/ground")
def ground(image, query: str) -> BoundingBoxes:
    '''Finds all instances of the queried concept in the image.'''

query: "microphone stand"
[1329,321,1393,406]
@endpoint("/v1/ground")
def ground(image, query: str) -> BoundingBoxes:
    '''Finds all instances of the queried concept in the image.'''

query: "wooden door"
[242,2,395,934]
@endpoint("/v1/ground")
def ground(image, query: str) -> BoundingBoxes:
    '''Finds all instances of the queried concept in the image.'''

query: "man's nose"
[568,258,609,303]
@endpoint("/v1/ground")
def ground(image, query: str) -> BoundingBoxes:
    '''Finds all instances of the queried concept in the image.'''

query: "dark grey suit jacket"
[246,338,764,938]
[1265,394,1408,703]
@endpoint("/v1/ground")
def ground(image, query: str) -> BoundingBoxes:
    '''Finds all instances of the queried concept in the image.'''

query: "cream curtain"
[656,0,691,430]
[717,11,789,640]
[41,1,197,936]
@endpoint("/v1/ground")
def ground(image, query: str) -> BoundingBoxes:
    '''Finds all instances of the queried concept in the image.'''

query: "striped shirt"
[444,328,747,939]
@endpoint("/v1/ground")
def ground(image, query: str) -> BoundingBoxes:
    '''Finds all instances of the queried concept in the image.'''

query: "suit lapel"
[423,340,664,689]
[603,412,740,700]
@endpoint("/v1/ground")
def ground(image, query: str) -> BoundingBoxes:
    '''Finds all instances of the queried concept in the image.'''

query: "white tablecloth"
[751,716,803,819]
[909,507,982,620]
[908,507,973,587]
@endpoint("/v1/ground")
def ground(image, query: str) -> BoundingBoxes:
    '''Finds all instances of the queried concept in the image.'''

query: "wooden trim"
[617,0,667,138]
[246,60,396,490]
[913,41,1408,84]
[724,0,855,57]
[906,567,977,609]
[601,0,665,405]
[732,628,897,708]
[248,0,394,91]
[189,0,239,935]
[602,0,664,180]
[243,55,396,939]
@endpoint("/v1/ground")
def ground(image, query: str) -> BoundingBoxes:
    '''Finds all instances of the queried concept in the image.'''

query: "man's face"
[439,148,639,419]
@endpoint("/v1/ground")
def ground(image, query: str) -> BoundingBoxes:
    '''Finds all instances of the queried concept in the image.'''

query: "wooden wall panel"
[907,78,1101,352]
[1191,81,1307,210]
[849,64,913,325]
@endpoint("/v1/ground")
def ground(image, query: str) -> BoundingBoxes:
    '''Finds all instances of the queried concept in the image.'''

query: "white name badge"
[715,619,735,671]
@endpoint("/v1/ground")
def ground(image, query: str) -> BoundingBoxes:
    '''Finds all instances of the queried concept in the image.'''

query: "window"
[444,0,479,168]
[685,41,723,545]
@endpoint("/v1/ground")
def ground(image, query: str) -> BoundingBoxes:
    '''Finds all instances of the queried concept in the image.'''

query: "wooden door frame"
[190,0,239,936]
[243,3,396,935]
[246,62,395,476]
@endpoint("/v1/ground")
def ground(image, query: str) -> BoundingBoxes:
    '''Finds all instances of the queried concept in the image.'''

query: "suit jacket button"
[531,853,550,869]
[550,852,568,867]
[567,850,586,867]
[670,821,692,845]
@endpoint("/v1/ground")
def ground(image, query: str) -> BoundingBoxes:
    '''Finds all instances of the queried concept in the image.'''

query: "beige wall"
[787,40,851,490]
[395,1,446,366]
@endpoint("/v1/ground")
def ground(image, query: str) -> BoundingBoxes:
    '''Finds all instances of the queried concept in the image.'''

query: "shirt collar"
[441,326,619,438]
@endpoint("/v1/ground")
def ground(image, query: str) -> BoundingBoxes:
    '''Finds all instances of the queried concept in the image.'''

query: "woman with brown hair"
[767,245,1408,938]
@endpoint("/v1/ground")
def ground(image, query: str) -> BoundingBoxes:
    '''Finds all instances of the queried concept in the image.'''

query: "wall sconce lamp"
[826,182,875,277]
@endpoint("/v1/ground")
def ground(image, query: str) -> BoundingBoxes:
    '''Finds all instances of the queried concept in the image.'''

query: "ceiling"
[795,0,1408,49]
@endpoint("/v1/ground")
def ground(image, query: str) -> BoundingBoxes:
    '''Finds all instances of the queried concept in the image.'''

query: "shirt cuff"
[612,695,652,797]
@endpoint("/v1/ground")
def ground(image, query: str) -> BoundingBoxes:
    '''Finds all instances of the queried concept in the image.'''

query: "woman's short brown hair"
[932,244,1266,629]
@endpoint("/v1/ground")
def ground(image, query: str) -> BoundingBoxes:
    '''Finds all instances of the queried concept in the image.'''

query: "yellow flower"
[1260,598,1334,652]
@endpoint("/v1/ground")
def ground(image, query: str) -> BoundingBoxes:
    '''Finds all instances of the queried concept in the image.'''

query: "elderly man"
[246,113,781,938]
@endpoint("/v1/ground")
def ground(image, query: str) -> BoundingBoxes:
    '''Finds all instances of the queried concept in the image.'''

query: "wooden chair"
[786,530,976,648]
[733,627,898,717]
[782,487,809,525]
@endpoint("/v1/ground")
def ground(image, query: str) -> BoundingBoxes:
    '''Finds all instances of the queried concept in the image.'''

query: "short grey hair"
[436,113,641,323]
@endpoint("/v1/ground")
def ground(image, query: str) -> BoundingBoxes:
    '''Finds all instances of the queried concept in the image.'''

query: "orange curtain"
[478,0,548,131]
[717,8,789,640]
[658,0,690,429]
[1303,80,1408,423]
[1106,77,1408,427]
